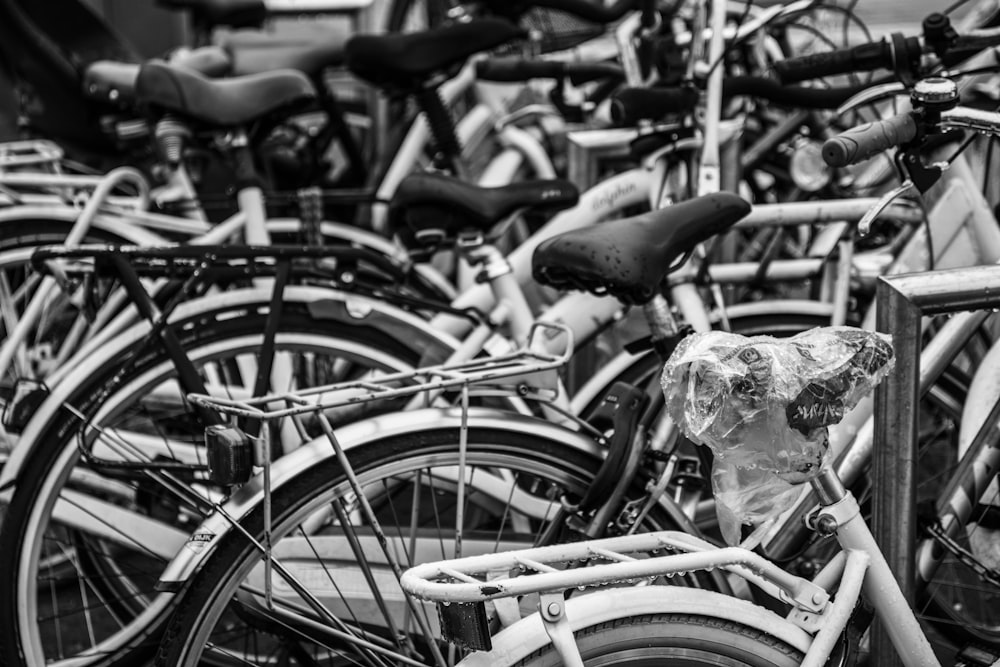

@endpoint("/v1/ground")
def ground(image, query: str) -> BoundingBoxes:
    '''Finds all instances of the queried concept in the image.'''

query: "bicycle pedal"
[437,601,491,652]
[955,643,1000,667]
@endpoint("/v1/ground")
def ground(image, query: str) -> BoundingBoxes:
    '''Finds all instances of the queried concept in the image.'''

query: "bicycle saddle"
[345,18,526,89]
[662,326,893,544]
[156,0,267,29]
[83,48,231,105]
[532,193,750,305]
[389,172,579,246]
[135,61,315,127]
[222,32,346,77]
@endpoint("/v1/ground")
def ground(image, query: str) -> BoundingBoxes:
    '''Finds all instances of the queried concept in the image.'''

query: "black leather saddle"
[135,61,315,126]
[345,18,525,89]
[222,32,346,77]
[83,48,231,105]
[157,0,267,29]
[533,193,751,304]
[390,172,579,246]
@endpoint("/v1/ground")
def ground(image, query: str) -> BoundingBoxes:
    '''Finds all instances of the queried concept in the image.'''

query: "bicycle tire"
[513,613,803,667]
[152,427,716,666]
[0,216,157,389]
[0,290,448,667]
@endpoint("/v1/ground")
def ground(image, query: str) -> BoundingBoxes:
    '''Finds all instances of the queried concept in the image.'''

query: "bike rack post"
[874,264,1000,667]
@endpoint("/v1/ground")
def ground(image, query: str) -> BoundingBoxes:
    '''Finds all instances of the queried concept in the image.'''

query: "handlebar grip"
[610,87,699,126]
[822,112,917,167]
[773,40,893,84]
[565,61,624,84]
[476,58,622,84]
[476,58,564,82]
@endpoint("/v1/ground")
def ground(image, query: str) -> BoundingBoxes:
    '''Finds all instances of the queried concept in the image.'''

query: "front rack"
[187,321,575,422]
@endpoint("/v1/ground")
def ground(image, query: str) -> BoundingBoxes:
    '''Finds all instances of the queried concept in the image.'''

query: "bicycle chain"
[923,519,1000,589]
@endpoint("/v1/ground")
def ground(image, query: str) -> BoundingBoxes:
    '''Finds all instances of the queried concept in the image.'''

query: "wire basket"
[487,5,606,56]
[522,6,605,53]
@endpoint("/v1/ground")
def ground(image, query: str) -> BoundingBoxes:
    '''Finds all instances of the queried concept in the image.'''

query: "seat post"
[153,116,208,221]
[227,128,270,245]
[810,466,849,506]
[458,232,533,344]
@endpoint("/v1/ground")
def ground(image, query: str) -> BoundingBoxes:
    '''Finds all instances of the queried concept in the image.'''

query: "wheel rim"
[172,442,602,665]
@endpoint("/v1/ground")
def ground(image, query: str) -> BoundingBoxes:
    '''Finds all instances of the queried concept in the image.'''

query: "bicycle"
[389,271,1000,667]
[0,3,984,664]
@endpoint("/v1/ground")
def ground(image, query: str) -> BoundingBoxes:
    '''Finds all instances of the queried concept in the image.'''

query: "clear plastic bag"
[662,326,894,545]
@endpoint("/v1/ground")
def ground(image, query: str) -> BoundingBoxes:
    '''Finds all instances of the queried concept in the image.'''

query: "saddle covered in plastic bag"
[661,326,894,545]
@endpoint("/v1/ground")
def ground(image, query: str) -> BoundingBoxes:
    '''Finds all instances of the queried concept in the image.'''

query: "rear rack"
[0,140,65,170]
[30,243,411,281]
[399,529,826,611]
[0,155,149,210]
[187,321,574,421]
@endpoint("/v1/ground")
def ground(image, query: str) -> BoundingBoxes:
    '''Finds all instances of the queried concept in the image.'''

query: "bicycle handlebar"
[478,0,637,24]
[821,112,917,167]
[774,18,1000,85]
[773,39,908,85]
[609,77,872,126]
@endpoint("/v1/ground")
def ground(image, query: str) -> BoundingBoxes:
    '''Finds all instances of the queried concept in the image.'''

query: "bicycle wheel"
[0,289,449,667]
[514,614,803,666]
[153,425,715,666]
[912,337,1000,649]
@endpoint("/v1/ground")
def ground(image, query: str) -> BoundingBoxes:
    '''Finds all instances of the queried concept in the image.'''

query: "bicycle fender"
[0,285,459,496]
[458,587,813,666]
[0,206,175,245]
[155,408,604,590]
[264,218,455,299]
[570,299,836,414]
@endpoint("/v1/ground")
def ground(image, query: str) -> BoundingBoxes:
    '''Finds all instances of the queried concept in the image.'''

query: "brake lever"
[835,81,908,116]
[858,179,917,237]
